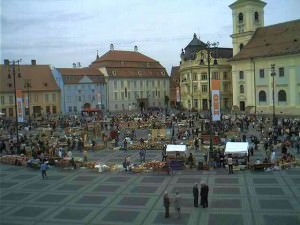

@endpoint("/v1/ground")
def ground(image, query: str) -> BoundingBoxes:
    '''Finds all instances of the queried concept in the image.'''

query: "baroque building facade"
[90,45,170,112]
[179,34,233,111]
[230,0,300,115]
[0,60,60,118]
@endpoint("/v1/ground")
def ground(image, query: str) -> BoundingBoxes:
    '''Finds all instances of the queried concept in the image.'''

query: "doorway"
[240,101,245,111]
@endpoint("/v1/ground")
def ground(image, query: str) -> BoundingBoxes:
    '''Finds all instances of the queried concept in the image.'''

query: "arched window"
[278,90,287,102]
[239,43,244,50]
[254,12,259,22]
[259,91,266,102]
[240,85,244,94]
[238,13,244,23]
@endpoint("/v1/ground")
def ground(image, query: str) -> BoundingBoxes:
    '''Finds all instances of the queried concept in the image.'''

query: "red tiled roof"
[57,67,105,84]
[231,19,300,61]
[91,50,158,64]
[0,64,60,92]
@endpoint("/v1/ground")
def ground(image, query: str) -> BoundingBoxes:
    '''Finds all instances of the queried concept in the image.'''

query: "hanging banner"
[16,90,24,123]
[25,96,29,109]
[176,87,180,102]
[211,80,221,121]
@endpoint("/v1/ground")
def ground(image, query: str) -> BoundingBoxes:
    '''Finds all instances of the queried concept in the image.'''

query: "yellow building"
[230,0,300,116]
[179,34,233,111]
[0,60,60,118]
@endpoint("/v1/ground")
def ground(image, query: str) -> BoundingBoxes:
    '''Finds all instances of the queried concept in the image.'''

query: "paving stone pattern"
[1,150,300,225]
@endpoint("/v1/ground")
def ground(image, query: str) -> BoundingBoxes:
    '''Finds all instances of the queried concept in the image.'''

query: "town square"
[1,0,300,225]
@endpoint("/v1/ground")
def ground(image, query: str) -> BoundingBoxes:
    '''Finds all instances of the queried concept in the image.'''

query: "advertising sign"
[176,87,180,102]
[16,90,24,122]
[211,80,221,121]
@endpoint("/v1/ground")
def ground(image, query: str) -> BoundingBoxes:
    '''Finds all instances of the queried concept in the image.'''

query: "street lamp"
[270,64,276,126]
[6,59,22,153]
[200,41,219,163]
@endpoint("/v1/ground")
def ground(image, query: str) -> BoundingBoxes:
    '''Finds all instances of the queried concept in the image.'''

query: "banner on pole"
[176,87,180,102]
[25,96,29,109]
[211,80,221,121]
[16,90,24,123]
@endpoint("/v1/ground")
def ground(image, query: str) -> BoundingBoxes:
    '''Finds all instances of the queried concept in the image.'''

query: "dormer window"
[44,82,48,87]
[138,71,142,76]
[161,71,165,76]
[146,63,150,67]
[112,70,117,76]
[238,13,244,23]
[239,43,244,50]
[254,11,259,22]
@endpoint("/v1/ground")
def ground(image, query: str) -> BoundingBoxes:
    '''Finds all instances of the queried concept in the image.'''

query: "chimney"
[77,62,81,68]
[134,45,138,52]
[4,59,9,65]
[110,43,114,51]
[31,59,36,65]
[72,63,76,68]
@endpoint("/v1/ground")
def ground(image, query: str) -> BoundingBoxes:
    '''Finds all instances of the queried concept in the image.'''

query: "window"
[92,89,95,93]
[125,88,128,98]
[52,93,56,102]
[152,80,155,87]
[239,43,244,50]
[8,96,13,104]
[34,95,38,103]
[45,94,49,102]
[254,11,259,22]
[73,106,77,112]
[115,104,118,109]
[212,72,219,80]
[114,92,118,100]
[146,80,149,88]
[157,91,160,98]
[0,96,4,104]
[240,85,244,94]
[193,73,197,81]
[238,12,244,23]
[52,106,57,114]
[201,85,208,93]
[140,80,143,87]
[92,96,95,101]
[140,91,143,98]
[121,80,124,88]
[278,90,287,102]
[279,67,284,77]
[46,106,50,113]
[9,108,13,117]
[127,81,130,88]
[201,73,207,80]
[157,80,160,87]
[223,72,228,80]
[134,81,137,88]
[259,91,266,102]
[152,91,155,97]
[128,92,131,99]
[121,92,124,100]
[113,80,117,89]
[78,96,81,102]
[223,83,230,91]
[239,71,244,80]
[193,85,198,92]
[68,106,72,112]
[259,69,264,78]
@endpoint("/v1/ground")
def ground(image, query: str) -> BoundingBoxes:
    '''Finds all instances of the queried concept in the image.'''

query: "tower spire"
[96,50,99,59]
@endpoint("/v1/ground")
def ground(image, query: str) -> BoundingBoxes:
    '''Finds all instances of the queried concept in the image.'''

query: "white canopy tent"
[166,144,187,153]
[225,142,249,155]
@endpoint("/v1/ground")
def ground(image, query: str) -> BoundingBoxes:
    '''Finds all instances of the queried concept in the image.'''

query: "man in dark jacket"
[200,182,209,208]
[163,191,170,218]
[193,183,199,207]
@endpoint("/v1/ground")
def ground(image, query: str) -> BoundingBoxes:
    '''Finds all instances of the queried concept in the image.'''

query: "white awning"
[166,144,187,152]
[225,142,249,155]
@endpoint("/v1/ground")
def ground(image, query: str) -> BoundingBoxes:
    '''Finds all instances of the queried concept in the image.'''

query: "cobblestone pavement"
[1,149,300,225]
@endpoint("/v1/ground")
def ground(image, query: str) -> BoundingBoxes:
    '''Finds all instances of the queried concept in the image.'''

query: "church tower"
[230,0,266,56]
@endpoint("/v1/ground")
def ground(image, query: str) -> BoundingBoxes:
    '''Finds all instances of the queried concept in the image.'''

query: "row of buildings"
[170,0,300,116]
[1,0,299,118]
[0,45,169,118]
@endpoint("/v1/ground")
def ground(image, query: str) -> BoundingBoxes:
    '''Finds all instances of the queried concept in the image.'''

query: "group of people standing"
[163,181,209,219]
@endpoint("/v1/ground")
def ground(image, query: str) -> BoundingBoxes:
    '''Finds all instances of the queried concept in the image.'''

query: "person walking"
[200,181,209,208]
[193,183,199,207]
[40,160,48,179]
[163,191,170,218]
[270,149,276,163]
[174,191,181,218]
[227,154,233,174]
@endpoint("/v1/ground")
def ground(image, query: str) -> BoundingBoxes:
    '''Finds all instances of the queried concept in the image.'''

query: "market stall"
[166,144,187,172]
[225,142,248,170]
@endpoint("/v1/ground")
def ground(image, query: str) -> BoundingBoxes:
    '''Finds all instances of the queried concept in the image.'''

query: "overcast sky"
[1,0,299,73]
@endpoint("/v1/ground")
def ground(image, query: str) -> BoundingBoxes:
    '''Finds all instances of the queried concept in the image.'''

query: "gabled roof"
[90,49,169,78]
[0,64,60,92]
[91,50,158,65]
[231,19,300,61]
[57,67,105,84]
